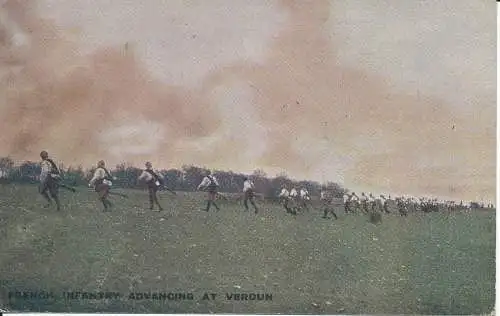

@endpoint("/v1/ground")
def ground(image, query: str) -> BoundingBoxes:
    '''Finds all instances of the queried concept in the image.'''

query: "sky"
[0,0,495,202]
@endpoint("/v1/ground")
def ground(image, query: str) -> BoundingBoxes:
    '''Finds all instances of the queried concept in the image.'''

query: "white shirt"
[279,188,289,197]
[138,169,162,184]
[197,175,219,190]
[243,180,254,192]
[40,160,52,183]
[290,188,298,197]
[89,167,112,186]
[300,189,309,198]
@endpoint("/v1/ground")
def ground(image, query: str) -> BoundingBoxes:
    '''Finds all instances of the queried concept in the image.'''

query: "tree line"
[0,157,345,198]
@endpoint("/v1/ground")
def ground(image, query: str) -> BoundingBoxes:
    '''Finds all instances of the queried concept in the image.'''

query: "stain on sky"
[0,0,495,201]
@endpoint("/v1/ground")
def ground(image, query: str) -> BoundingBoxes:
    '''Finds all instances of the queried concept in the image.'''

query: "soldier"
[242,177,259,213]
[278,186,292,214]
[343,192,357,214]
[289,187,300,214]
[137,162,164,211]
[299,187,311,210]
[368,193,379,213]
[39,151,61,211]
[380,194,391,214]
[197,170,220,212]
[359,192,369,214]
[396,197,408,216]
[321,188,337,219]
[88,160,115,212]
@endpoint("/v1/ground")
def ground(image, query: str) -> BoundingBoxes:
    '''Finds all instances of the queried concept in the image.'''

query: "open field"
[0,184,495,314]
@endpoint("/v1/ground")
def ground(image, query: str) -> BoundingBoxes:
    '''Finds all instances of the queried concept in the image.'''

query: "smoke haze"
[0,0,495,202]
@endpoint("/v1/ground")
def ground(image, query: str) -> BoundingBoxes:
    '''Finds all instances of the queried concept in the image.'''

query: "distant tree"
[0,157,14,179]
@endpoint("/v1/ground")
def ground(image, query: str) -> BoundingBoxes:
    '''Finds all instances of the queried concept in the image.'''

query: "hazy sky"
[0,0,495,202]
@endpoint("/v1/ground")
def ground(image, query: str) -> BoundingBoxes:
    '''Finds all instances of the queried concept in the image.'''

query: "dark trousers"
[95,183,112,211]
[148,184,163,210]
[204,190,220,212]
[244,190,258,212]
[39,177,60,210]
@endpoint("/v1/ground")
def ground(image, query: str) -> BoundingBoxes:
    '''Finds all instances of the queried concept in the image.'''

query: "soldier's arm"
[197,177,208,190]
[40,162,50,183]
[137,170,148,182]
[89,169,103,186]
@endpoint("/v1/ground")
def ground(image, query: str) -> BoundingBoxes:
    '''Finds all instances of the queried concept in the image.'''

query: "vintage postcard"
[0,0,496,314]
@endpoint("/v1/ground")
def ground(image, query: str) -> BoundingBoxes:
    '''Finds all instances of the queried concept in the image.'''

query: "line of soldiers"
[37,151,261,214]
[34,151,495,215]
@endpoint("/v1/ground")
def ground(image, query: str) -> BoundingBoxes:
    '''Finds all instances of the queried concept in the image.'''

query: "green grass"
[0,184,495,314]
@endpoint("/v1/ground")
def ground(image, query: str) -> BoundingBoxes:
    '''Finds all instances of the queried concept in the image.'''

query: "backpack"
[45,158,60,175]
[207,175,218,189]
[146,169,164,186]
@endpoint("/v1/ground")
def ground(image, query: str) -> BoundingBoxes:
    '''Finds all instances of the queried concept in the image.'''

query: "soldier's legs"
[48,182,61,211]
[250,197,258,213]
[148,186,163,210]
[39,182,52,206]
[283,199,291,213]
[330,209,338,219]
[97,185,111,211]
[243,196,249,211]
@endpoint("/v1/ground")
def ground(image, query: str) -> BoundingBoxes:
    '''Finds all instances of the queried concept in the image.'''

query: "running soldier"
[396,197,408,216]
[299,187,311,210]
[368,193,378,213]
[242,177,259,213]
[39,151,61,211]
[88,160,115,212]
[278,186,293,214]
[380,195,391,214]
[289,187,300,213]
[359,192,369,214]
[197,171,220,212]
[137,162,164,211]
[320,188,338,219]
[343,192,357,214]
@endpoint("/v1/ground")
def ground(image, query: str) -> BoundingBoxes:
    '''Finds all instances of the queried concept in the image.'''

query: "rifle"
[59,183,77,193]
[160,186,177,196]
[216,192,228,201]
[108,191,129,198]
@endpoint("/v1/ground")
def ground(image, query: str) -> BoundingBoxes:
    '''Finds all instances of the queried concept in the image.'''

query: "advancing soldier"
[39,151,61,211]
[368,193,378,213]
[243,177,259,213]
[359,192,369,214]
[343,192,357,214]
[380,195,391,214]
[89,160,115,212]
[278,186,293,214]
[299,187,311,210]
[289,187,300,213]
[197,170,220,212]
[396,197,408,216]
[320,188,338,219]
[137,162,164,211]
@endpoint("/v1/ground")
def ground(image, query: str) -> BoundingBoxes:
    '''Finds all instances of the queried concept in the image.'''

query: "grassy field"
[0,184,495,314]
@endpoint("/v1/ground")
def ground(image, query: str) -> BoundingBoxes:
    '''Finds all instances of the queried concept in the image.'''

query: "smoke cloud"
[0,0,495,202]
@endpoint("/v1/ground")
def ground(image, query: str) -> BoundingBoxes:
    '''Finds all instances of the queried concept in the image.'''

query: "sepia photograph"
[0,0,496,314]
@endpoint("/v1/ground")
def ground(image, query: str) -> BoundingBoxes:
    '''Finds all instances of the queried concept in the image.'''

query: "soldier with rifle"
[137,162,166,211]
[343,192,356,214]
[321,187,338,219]
[380,194,391,214]
[88,160,116,212]
[359,192,369,214]
[242,176,259,214]
[197,170,220,212]
[278,186,293,214]
[39,150,62,211]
